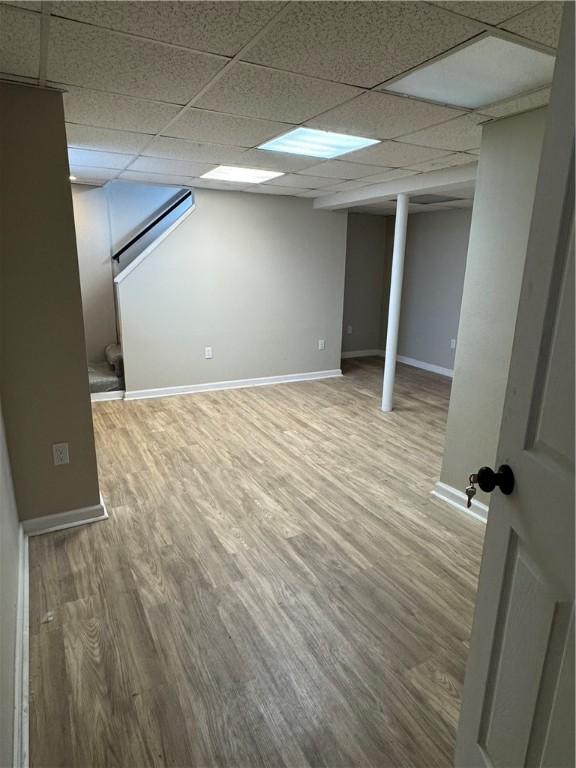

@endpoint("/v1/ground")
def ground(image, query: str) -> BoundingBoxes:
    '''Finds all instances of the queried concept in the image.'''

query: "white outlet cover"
[53,442,70,466]
[204,346,213,359]
[318,339,326,351]
[347,325,353,335]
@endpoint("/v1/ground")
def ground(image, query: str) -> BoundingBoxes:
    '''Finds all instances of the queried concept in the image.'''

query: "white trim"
[125,369,343,401]
[432,481,488,523]
[397,355,454,378]
[13,528,28,768]
[114,202,195,284]
[341,350,454,378]
[341,349,384,359]
[22,496,108,536]
[90,390,125,402]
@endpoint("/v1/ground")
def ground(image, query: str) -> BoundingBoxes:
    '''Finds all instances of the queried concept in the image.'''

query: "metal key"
[465,473,478,508]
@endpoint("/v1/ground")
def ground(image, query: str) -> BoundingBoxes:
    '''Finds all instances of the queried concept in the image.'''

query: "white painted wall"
[106,181,181,253]
[440,107,547,504]
[396,208,471,371]
[71,185,117,362]
[117,189,348,393]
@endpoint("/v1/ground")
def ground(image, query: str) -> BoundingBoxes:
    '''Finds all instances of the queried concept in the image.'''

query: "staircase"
[88,187,195,395]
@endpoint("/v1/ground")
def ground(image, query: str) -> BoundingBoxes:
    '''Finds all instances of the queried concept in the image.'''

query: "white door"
[455,4,575,767]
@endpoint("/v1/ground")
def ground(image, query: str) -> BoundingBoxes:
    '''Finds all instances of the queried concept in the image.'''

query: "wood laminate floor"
[29,358,485,768]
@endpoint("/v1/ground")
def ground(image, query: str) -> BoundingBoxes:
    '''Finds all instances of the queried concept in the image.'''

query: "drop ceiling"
[0,0,560,208]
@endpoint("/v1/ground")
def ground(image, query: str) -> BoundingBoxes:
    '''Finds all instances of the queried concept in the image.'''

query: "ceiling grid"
[0,0,561,204]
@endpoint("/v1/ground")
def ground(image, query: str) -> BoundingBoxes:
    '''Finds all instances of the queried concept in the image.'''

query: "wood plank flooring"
[29,358,485,768]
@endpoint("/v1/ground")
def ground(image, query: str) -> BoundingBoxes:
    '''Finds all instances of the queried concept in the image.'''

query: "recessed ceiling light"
[258,127,380,159]
[69,175,77,181]
[200,166,284,184]
[385,36,555,109]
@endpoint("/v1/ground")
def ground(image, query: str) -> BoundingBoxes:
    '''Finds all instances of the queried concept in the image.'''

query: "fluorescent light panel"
[258,127,380,159]
[200,166,284,183]
[385,36,555,109]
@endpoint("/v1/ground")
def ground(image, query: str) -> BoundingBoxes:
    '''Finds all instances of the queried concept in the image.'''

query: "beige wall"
[72,185,117,362]
[341,214,388,354]
[0,82,101,520]
[117,189,348,392]
[0,403,20,768]
[440,108,547,503]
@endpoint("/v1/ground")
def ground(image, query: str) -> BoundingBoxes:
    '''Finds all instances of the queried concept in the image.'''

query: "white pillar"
[381,193,409,412]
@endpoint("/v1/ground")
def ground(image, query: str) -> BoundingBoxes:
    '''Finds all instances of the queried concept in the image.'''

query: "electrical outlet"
[450,338,457,350]
[204,346,213,359]
[347,325,353,335]
[318,339,326,351]
[53,442,69,466]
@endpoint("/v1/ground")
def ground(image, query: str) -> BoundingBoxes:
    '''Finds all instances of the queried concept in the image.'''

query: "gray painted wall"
[396,209,471,370]
[342,214,388,354]
[117,189,348,392]
[107,181,180,253]
[0,83,101,521]
[342,208,471,372]
[440,108,546,504]
[72,185,117,362]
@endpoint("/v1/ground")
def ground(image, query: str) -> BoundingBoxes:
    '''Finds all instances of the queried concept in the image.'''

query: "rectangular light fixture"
[385,36,555,109]
[200,166,284,184]
[258,127,380,159]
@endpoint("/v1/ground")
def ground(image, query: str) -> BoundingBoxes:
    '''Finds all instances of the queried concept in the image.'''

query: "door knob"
[465,465,515,508]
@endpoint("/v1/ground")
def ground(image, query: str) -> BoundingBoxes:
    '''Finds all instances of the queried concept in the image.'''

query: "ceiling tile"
[62,87,182,133]
[50,1,280,57]
[237,148,320,173]
[163,108,292,148]
[432,2,537,25]
[477,87,550,118]
[68,148,133,169]
[399,114,485,151]
[66,124,151,154]
[119,170,195,186]
[299,160,389,180]
[243,1,482,88]
[0,4,40,78]
[343,140,451,167]
[316,179,376,193]
[265,173,341,189]
[195,62,363,123]
[191,178,251,192]
[296,189,332,198]
[70,165,119,183]
[247,185,306,196]
[500,2,563,48]
[129,156,215,177]
[48,17,226,104]
[308,91,463,140]
[406,151,478,172]
[144,136,247,164]
[359,168,420,183]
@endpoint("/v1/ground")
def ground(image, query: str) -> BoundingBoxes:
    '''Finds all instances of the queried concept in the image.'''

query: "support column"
[381,193,409,412]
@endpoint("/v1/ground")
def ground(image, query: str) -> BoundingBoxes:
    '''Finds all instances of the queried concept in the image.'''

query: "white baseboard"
[341,349,384,359]
[22,496,109,536]
[13,527,29,768]
[340,350,453,378]
[432,481,488,523]
[13,495,109,764]
[91,390,125,402]
[397,355,454,378]
[124,369,343,401]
